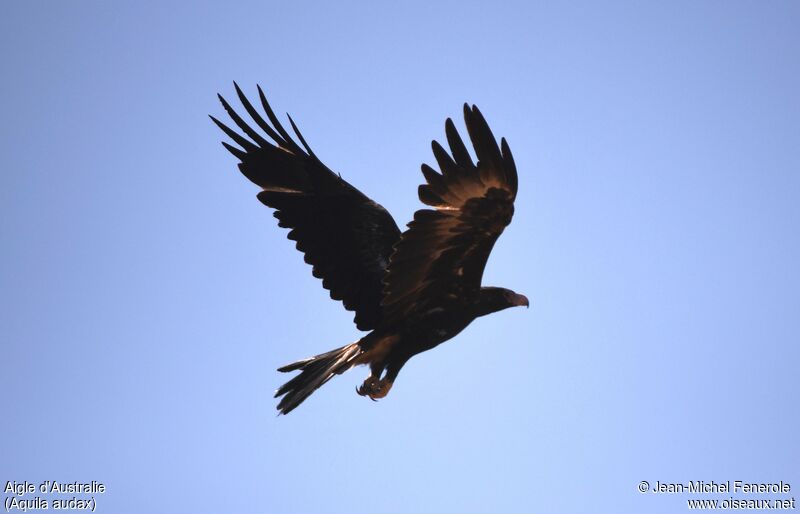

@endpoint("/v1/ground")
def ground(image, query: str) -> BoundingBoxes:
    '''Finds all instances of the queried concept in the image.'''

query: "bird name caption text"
[637,480,795,510]
[4,481,105,512]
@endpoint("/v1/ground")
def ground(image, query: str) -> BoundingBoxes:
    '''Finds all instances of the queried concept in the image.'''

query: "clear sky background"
[2,1,798,513]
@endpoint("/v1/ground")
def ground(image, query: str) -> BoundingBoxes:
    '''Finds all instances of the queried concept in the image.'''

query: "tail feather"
[275,342,362,415]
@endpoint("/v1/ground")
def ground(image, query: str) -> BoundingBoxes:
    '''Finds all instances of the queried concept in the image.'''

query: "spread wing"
[211,84,401,331]
[381,105,518,324]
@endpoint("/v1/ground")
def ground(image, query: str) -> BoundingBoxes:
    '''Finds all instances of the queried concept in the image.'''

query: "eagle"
[212,84,528,414]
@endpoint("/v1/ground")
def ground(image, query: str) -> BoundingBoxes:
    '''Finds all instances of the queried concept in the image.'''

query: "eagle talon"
[356,376,393,400]
[368,382,392,400]
[356,376,379,397]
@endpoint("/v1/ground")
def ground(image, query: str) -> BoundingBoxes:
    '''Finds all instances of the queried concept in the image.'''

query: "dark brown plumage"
[212,84,528,414]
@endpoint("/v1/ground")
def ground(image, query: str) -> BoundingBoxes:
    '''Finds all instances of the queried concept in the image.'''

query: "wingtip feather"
[221,141,247,160]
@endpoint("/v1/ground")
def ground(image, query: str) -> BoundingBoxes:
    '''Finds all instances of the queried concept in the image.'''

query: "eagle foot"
[356,376,393,400]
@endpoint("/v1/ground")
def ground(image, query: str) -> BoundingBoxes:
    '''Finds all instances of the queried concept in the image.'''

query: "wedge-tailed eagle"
[212,84,528,414]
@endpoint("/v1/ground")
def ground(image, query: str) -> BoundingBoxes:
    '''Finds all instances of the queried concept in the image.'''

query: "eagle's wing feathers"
[381,105,517,323]
[212,84,401,331]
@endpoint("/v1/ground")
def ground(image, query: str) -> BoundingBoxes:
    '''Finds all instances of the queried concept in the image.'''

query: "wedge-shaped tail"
[274,342,363,414]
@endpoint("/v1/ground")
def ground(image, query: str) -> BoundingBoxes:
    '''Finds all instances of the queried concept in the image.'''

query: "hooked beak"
[512,293,530,308]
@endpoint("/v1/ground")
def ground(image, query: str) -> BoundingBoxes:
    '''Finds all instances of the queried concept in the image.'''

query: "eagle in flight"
[212,84,528,414]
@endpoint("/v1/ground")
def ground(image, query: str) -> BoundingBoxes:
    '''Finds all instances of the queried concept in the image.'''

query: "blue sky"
[2,1,798,513]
